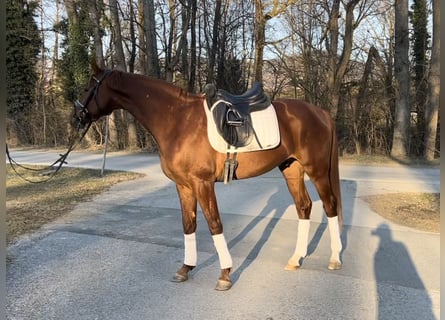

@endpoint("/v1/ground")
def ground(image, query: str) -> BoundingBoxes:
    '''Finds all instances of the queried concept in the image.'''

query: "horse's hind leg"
[280,160,312,270]
[310,175,342,270]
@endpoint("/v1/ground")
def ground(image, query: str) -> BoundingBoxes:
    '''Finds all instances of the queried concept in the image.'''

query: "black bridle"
[74,69,111,126]
[7,70,112,184]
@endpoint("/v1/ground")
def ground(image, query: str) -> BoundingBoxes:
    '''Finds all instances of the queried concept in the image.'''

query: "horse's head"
[72,60,112,129]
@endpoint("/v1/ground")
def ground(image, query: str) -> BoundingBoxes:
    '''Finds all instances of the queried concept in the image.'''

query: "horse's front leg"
[194,180,233,291]
[171,184,198,283]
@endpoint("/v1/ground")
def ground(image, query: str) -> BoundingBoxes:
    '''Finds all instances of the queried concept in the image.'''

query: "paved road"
[6,149,440,319]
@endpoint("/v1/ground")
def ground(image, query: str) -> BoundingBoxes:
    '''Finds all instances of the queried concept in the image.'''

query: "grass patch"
[6,165,143,244]
[340,154,440,166]
[362,192,440,233]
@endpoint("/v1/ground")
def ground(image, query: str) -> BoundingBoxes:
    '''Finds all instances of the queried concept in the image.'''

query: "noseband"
[74,69,111,122]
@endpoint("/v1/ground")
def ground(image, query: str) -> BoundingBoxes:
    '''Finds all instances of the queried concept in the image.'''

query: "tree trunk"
[253,0,266,83]
[109,0,126,71]
[187,0,197,92]
[137,0,147,74]
[180,4,189,84]
[207,0,222,83]
[128,0,137,73]
[165,0,177,82]
[325,0,340,116]
[353,46,378,155]
[143,0,160,77]
[39,0,47,145]
[326,0,359,120]
[127,0,139,149]
[89,0,105,67]
[109,0,127,150]
[391,0,410,158]
[423,0,439,160]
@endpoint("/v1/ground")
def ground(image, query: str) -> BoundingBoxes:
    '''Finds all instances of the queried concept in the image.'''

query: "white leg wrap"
[212,233,232,269]
[184,233,197,266]
[288,219,310,266]
[328,216,342,262]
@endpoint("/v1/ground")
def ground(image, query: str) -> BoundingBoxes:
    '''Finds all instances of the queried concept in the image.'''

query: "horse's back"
[273,99,333,128]
[271,99,336,169]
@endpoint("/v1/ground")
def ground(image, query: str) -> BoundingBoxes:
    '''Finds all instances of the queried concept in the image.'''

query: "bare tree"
[206,0,223,83]
[324,0,360,120]
[142,0,160,77]
[423,0,439,160]
[253,0,296,83]
[188,0,197,92]
[391,0,410,158]
[89,0,105,67]
[109,0,126,71]
[253,0,267,83]
[137,0,147,74]
[164,0,179,82]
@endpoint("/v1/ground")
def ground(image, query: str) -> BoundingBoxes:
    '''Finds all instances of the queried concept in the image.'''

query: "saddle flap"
[204,100,280,154]
[212,102,252,147]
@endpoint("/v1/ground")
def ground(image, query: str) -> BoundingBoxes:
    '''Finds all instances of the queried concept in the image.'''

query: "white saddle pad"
[204,100,280,153]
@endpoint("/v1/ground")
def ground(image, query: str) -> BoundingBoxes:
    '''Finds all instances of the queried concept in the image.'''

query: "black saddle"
[205,82,271,148]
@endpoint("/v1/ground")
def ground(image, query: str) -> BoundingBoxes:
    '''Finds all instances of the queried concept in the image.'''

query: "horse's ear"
[90,58,102,75]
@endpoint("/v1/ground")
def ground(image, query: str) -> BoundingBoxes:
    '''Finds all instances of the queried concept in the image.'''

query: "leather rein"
[6,70,111,183]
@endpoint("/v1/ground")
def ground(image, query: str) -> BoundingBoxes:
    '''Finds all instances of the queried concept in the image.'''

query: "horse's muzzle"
[72,100,92,129]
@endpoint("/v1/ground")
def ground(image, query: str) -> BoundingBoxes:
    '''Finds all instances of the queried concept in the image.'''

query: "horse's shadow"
[192,178,354,285]
[229,189,287,283]
[192,188,288,283]
[192,185,337,285]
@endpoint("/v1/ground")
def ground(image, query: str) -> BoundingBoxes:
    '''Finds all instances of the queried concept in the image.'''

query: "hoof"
[215,279,232,291]
[284,263,300,271]
[170,273,188,283]
[328,261,342,270]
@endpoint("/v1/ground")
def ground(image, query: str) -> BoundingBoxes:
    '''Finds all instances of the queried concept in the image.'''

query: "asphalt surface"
[6,149,440,320]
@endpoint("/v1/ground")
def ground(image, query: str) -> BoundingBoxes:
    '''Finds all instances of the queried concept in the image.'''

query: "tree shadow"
[372,223,436,319]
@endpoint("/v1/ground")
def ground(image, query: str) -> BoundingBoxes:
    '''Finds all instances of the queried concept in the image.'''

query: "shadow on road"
[229,189,287,283]
[372,223,435,320]
[193,178,357,286]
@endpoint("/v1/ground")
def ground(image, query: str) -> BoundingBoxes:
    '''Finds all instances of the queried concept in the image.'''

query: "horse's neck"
[113,73,204,149]
[114,74,175,123]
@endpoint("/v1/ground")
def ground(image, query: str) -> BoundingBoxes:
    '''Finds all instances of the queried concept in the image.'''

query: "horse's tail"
[328,119,343,231]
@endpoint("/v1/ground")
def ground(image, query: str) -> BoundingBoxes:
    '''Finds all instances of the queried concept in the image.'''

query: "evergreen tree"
[6,0,41,143]
[217,56,246,94]
[56,0,91,103]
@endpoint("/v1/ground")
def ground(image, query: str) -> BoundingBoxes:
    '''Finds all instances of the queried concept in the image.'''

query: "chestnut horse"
[72,61,343,291]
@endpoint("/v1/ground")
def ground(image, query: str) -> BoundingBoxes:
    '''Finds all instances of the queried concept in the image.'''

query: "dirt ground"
[340,156,439,233]
[362,192,440,233]
[6,165,142,244]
